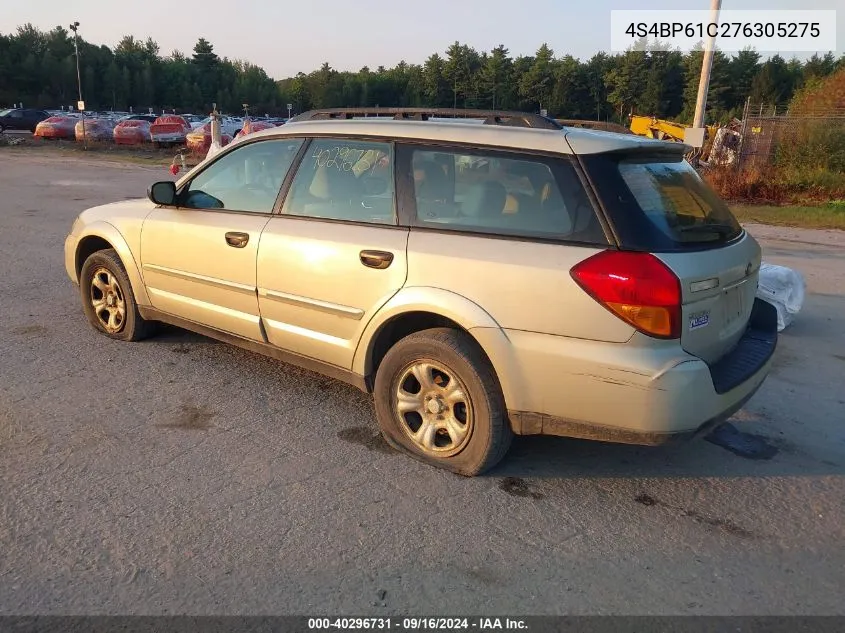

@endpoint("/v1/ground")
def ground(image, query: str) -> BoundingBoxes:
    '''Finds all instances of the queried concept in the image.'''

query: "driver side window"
[282,138,395,224]
[181,138,304,213]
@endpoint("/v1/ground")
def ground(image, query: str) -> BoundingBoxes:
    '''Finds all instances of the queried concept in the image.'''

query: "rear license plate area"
[723,285,745,327]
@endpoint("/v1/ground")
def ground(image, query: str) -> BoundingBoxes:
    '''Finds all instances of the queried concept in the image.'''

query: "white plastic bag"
[756,263,806,331]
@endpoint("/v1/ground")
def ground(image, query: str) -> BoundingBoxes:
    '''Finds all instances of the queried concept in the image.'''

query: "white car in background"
[191,116,242,137]
[182,114,205,129]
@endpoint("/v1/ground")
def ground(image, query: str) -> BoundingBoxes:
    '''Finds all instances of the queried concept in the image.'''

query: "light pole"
[69,21,87,149]
[693,0,722,130]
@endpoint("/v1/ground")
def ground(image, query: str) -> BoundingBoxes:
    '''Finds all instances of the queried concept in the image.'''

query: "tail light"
[571,250,681,339]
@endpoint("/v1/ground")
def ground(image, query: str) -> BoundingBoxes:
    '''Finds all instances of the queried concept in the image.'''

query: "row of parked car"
[0,107,287,152]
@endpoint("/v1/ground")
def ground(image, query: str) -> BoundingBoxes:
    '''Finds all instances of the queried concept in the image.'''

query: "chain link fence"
[736,100,845,171]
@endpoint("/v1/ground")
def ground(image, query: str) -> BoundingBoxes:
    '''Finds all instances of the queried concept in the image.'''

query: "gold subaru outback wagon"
[64,108,777,476]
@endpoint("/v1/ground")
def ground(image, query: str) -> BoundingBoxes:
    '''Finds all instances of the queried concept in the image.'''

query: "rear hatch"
[150,116,189,139]
[581,149,761,364]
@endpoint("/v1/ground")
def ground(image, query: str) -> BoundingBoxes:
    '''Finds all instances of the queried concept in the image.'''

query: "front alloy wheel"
[89,267,126,333]
[79,248,156,342]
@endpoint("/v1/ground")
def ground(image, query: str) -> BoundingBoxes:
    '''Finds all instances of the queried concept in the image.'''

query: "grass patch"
[704,164,845,205]
[731,202,845,230]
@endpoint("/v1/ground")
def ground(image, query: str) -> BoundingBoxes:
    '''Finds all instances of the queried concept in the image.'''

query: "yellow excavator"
[628,114,720,162]
[629,114,718,142]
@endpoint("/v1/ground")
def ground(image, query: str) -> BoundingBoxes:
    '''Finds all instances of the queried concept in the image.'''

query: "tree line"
[2,24,843,123]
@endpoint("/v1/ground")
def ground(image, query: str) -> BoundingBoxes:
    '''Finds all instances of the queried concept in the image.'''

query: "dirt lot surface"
[1,153,843,615]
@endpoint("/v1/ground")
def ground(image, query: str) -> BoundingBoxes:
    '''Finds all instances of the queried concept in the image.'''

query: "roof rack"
[288,107,563,130]
[555,119,634,135]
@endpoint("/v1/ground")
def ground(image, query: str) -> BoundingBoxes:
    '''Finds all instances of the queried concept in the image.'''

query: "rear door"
[584,152,760,364]
[6,109,25,130]
[256,137,408,368]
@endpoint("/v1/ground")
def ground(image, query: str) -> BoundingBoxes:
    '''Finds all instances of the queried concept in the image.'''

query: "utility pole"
[692,0,722,130]
[69,21,87,150]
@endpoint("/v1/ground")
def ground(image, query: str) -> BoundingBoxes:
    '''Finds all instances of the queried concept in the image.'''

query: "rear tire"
[373,327,512,476]
[79,249,156,342]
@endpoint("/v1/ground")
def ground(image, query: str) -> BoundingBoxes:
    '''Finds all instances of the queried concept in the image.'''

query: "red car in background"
[75,118,115,142]
[149,115,191,147]
[113,119,152,145]
[236,118,277,138]
[185,121,232,154]
[34,115,79,139]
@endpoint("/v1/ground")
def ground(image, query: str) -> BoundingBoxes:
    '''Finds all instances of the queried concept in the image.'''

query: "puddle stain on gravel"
[635,493,756,539]
[337,427,395,454]
[171,344,191,354]
[156,404,216,430]
[461,567,500,586]
[498,477,545,500]
[12,325,47,336]
[705,423,779,460]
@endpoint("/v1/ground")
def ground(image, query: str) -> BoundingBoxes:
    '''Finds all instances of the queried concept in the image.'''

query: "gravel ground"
[1,153,843,616]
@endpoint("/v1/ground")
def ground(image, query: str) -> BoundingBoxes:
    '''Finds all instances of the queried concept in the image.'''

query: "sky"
[2,0,842,79]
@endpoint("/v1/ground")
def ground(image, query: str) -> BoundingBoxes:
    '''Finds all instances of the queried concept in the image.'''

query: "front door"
[256,137,408,368]
[140,137,304,340]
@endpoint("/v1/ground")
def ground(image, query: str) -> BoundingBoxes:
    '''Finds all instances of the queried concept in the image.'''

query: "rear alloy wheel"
[394,360,474,457]
[79,249,156,342]
[374,328,512,476]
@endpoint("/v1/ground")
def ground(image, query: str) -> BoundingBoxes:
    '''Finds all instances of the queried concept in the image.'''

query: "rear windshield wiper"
[678,222,737,236]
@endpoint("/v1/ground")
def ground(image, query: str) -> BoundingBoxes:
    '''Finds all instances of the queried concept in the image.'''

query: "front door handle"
[225,232,249,248]
[359,250,394,270]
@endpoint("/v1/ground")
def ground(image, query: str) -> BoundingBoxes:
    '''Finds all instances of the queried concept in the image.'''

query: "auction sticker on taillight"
[689,311,710,331]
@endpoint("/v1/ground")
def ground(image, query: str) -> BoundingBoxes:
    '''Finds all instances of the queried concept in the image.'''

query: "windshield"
[0,109,12,117]
[582,152,743,252]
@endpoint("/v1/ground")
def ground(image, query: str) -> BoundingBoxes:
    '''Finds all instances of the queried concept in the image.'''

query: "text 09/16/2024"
[307,618,529,630]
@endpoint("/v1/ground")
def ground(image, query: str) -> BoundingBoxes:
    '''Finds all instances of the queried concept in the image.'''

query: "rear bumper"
[478,299,777,444]
[707,298,778,394]
[150,133,185,143]
[509,380,762,446]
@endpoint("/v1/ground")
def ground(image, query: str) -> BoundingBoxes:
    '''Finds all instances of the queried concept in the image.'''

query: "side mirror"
[148,181,177,206]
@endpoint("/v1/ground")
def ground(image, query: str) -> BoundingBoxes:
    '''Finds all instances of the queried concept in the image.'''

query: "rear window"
[583,153,743,252]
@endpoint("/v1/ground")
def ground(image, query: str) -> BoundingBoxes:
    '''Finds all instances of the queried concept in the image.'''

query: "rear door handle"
[359,250,394,269]
[225,232,249,248]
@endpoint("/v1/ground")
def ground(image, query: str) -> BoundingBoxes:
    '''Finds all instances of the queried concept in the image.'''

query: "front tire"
[373,328,512,476]
[79,249,156,342]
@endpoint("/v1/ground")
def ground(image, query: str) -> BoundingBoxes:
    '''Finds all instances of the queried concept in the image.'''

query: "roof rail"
[555,119,635,135]
[288,107,563,130]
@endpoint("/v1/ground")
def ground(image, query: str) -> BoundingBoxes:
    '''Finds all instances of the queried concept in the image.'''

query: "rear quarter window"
[400,144,609,245]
